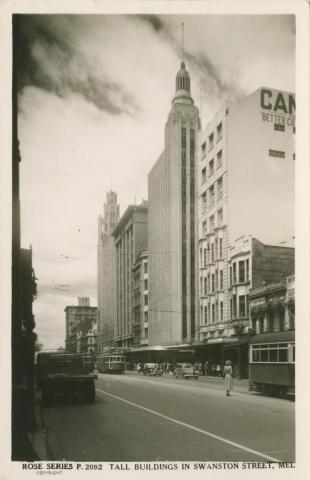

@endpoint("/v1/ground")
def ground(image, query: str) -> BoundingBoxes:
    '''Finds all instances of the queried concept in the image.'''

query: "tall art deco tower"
[97,191,120,351]
[148,61,200,345]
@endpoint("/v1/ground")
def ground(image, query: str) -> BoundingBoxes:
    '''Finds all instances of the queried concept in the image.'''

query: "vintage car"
[143,363,163,376]
[175,363,199,379]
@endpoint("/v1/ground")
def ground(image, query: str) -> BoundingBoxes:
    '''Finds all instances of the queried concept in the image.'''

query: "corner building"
[148,62,200,345]
[197,87,295,365]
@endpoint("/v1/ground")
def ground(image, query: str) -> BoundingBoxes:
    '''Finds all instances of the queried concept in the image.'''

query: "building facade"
[148,61,200,346]
[97,191,120,352]
[132,243,149,347]
[249,275,295,335]
[197,87,295,374]
[65,297,97,353]
[112,203,148,349]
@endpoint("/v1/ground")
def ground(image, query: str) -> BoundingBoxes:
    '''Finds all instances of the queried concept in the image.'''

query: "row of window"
[200,238,223,266]
[201,149,223,181]
[201,122,223,156]
[201,176,223,210]
[201,209,224,235]
[273,124,296,134]
[200,269,224,295]
[230,294,250,319]
[250,343,295,363]
[252,312,294,335]
[229,259,249,285]
[200,300,224,324]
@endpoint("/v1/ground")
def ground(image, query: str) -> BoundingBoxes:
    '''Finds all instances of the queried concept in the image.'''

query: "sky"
[16,14,295,349]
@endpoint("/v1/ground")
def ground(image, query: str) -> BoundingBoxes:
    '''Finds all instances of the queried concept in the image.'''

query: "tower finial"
[181,22,184,60]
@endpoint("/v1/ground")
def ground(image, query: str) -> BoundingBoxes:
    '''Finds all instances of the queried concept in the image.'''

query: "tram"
[249,330,295,396]
[97,353,126,374]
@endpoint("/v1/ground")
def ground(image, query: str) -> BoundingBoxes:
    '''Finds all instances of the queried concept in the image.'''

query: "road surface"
[39,372,294,462]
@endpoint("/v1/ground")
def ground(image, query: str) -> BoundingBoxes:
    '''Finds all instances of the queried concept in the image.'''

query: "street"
[39,372,295,462]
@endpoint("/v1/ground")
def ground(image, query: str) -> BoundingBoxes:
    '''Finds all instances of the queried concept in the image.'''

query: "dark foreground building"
[12,15,38,460]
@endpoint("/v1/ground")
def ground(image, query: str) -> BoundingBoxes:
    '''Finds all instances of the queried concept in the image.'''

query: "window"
[215,269,218,291]
[239,260,245,283]
[209,185,215,206]
[232,263,237,284]
[217,177,223,200]
[230,266,232,286]
[232,294,237,318]
[144,278,148,290]
[246,259,249,281]
[144,294,148,306]
[201,142,206,156]
[220,301,224,321]
[239,295,246,317]
[144,262,148,274]
[144,328,148,340]
[204,305,208,324]
[216,122,222,141]
[211,274,215,292]
[217,208,223,226]
[202,192,207,211]
[215,239,218,259]
[209,159,214,177]
[207,274,210,294]
[209,133,214,151]
[269,149,285,158]
[200,276,203,295]
[210,215,215,232]
[219,238,223,258]
[204,277,207,296]
[211,243,214,262]
[202,221,207,237]
[203,248,207,267]
[220,270,223,290]
[217,149,223,168]
[201,167,206,184]
[212,303,215,322]
[144,311,148,323]
[182,127,186,147]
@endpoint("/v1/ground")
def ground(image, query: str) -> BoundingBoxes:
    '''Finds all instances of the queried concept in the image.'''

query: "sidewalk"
[28,391,49,460]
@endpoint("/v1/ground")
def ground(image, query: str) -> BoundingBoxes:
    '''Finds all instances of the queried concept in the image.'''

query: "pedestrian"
[223,360,233,396]
[216,363,221,377]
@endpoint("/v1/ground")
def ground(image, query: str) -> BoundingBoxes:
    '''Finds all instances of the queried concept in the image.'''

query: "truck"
[36,352,97,404]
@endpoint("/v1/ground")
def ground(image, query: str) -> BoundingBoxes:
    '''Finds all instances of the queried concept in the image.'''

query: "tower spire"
[181,22,184,60]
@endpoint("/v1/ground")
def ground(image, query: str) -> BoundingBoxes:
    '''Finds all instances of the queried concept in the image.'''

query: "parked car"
[175,363,199,379]
[143,363,163,376]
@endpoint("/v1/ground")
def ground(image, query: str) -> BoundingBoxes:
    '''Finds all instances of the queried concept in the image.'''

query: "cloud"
[135,14,166,33]
[15,15,140,116]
